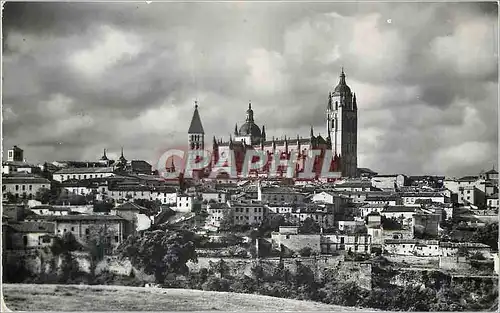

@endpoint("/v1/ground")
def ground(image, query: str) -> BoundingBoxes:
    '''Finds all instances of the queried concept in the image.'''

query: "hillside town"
[3,68,500,311]
[3,136,499,310]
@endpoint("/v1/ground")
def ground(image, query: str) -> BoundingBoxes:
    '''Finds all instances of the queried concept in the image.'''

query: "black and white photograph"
[1,1,499,311]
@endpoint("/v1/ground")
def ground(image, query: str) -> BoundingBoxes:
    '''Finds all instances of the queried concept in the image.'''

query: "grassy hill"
[3,284,362,311]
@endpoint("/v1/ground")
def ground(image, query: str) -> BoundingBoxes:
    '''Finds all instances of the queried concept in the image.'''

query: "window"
[83,175,87,179]
[15,185,19,191]
[22,185,25,191]
[85,229,90,235]
[71,227,75,231]
[114,236,119,243]
[29,185,32,191]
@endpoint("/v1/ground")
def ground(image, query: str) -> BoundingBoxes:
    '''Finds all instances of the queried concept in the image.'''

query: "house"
[439,242,492,258]
[3,221,55,249]
[360,203,387,217]
[174,195,201,213]
[7,145,24,162]
[2,175,51,200]
[200,189,228,204]
[458,185,486,206]
[364,194,401,205]
[110,201,152,232]
[288,203,335,229]
[228,200,267,226]
[400,192,446,206]
[257,185,305,204]
[333,180,373,192]
[413,240,441,257]
[380,206,418,226]
[206,202,232,228]
[486,193,499,210]
[371,174,407,191]
[53,167,116,182]
[271,226,321,255]
[366,212,382,228]
[412,213,440,239]
[321,233,372,254]
[383,239,418,255]
[311,191,352,207]
[25,214,128,250]
[107,184,178,204]
[30,205,70,216]
[338,220,365,232]
[482,167,499,182]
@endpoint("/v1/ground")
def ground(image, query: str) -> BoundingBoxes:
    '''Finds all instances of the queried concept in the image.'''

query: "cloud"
[2,2,498,177]
[68,25,142,77]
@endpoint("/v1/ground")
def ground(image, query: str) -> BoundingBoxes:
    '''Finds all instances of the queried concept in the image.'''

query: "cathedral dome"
[238,122,262,138]
[333,83,351,95]
[332,68,352,96]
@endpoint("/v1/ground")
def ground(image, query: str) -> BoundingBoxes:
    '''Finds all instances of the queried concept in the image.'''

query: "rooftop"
[54,167,115,174]
[7,221,55,233]
[3,176,50,184]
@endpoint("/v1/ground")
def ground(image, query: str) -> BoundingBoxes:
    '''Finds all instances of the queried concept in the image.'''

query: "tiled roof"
[8,221,55,233]
[3,176,50,184]
[382,206,417,213]
[114,202,146,212]
[400,192,444,197]
[54,167,115,174]
[384,239,418,244]
[439,242,490,249]
[28,214,126,221]
[457,176,479,182]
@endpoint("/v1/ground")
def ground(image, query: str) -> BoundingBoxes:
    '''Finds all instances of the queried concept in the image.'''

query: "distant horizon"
[3,2,498,177]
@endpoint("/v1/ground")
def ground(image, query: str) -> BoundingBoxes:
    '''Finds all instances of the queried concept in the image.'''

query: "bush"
[298,247,312,257]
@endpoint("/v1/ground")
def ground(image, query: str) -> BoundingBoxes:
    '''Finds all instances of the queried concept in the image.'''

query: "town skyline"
[3,2,498,177]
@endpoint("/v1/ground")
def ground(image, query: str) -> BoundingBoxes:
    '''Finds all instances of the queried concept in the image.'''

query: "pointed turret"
[353,93,357,110]
[213,136,217,146]
[188,102,205,134]
[119,147,126,162]
[261,125,266,141]
[188,101,205,150]
[310,126,314,138]
[327,92,333,111]
[234,123,238,136]
[100,148,109,161]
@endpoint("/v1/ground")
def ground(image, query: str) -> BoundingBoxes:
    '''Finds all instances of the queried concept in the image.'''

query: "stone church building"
[187,69,358,179]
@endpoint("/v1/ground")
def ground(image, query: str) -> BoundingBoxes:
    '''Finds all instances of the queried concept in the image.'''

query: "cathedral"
[187,69,358,178]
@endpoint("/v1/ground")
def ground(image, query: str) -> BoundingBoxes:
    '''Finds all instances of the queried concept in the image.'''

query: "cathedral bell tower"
[326,68,358,178]
[188,101,205,151]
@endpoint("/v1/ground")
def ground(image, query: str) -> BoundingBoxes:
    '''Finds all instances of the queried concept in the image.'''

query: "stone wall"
[187,255,372,290]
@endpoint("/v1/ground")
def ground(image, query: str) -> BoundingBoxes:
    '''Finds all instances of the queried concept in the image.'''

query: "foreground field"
[3,284,361,311]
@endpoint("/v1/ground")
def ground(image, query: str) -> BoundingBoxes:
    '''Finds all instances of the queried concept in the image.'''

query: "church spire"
[261,125,266,141]
[188,101,205,134]
[353,93,357,110]
[310,126,314,137]
[234,123,238,135]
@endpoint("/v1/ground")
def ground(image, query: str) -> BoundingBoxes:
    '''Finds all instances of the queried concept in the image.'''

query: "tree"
[471,222,499,251]
[118,229,197,283]
[83,224,117,281]
[218,214,234,232]
[298,247,312,257]
[4,192,17,203]
[50,232,82,255]
[299,218,320,234]
[35,187,51,204]
[209,259,230,278]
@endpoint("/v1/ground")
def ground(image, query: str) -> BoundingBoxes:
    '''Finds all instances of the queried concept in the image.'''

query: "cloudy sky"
[3,2,498,177]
